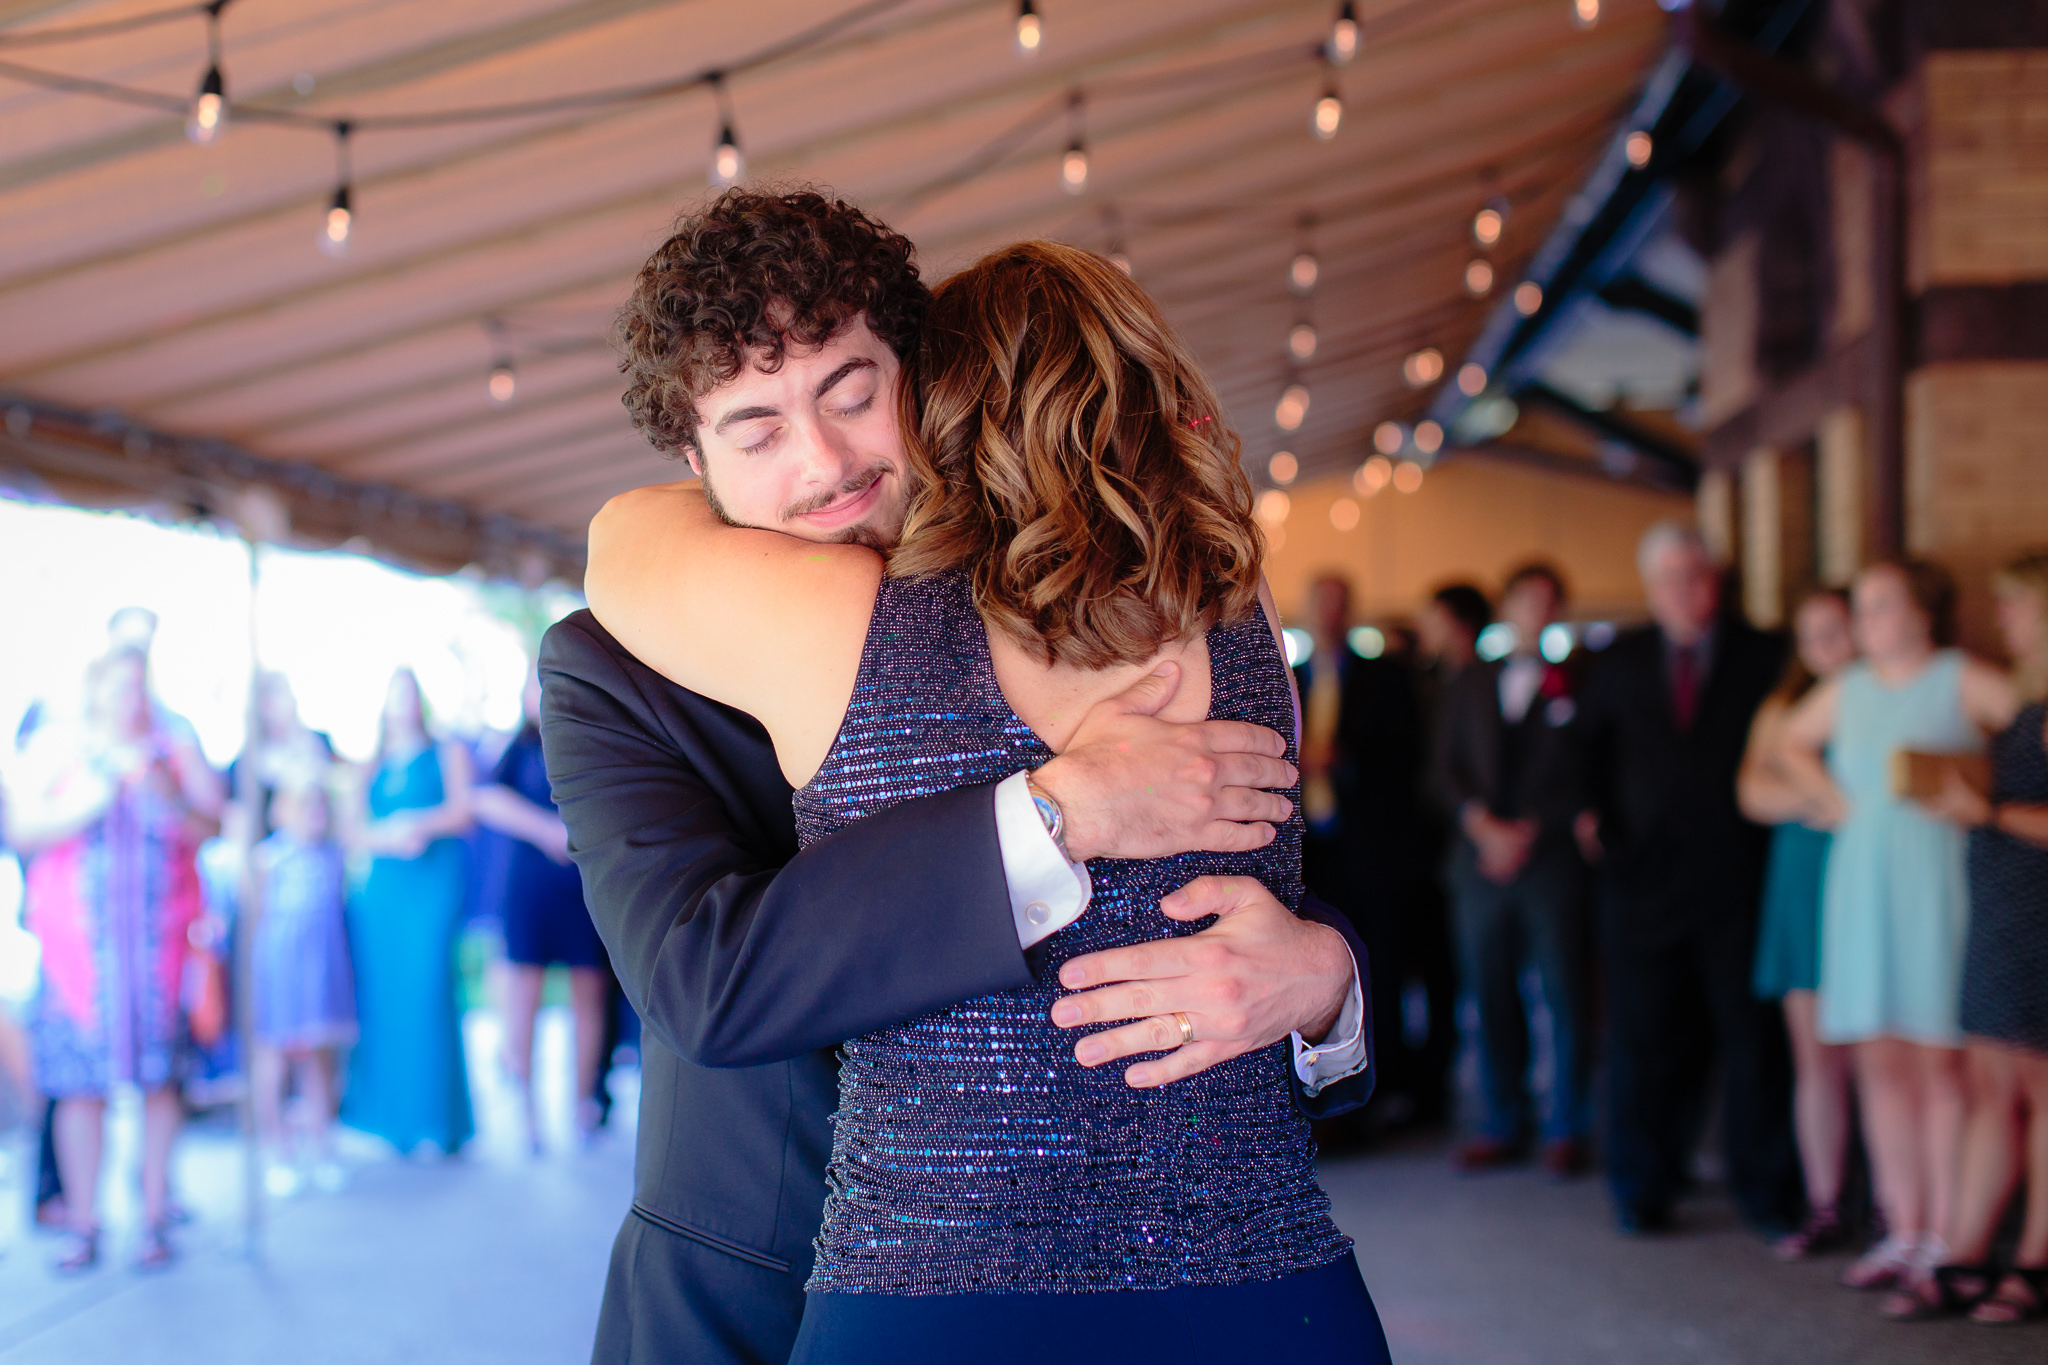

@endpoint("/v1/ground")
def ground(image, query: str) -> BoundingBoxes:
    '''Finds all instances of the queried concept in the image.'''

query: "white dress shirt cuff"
[1290,947,1368,1095]
[993,771,1092,949]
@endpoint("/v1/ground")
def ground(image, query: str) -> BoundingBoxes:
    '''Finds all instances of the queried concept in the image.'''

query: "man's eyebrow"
[711,404,780,436]
[814,357,877,400]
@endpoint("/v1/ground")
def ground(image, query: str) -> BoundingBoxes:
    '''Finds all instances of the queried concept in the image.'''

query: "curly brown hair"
[888,241,1263,670]
[616,188,928,457]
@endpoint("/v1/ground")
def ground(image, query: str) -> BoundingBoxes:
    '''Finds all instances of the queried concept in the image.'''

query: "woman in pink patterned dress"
[5,647,223,1272]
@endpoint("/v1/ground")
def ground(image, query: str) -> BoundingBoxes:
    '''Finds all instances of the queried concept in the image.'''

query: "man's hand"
[1463,805,1536,884]
[1049,876,1351,1089]
[1030,663,1296,862]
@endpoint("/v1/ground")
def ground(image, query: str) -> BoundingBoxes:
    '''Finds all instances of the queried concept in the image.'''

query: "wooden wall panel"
[1922,51,2048,285]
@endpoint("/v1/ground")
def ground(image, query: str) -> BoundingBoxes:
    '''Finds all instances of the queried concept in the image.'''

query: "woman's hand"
[1800,784,1849,831]
[1918,767,1992,828]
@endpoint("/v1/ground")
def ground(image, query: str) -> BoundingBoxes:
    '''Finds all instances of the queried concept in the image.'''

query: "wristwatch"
[1025,774,1071,862]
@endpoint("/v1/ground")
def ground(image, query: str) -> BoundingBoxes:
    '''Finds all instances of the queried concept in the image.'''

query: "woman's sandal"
[1773,1207,1849,1261]
[132,1224,175,1273]
[1842,1234,1918,1290]
[52,1229,99,1275]
[1880,1264,1997,1321]
[1970,1267,2048,1326]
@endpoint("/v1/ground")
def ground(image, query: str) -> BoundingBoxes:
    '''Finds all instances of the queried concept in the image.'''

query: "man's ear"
[683,446,704,477]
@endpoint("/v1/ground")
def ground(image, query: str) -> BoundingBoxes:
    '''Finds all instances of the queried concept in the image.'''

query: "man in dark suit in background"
[1292,574,1434,1129]
[541,190,1373,1365]
[1438,563,1590,1177]
[1575,522,1798,1235]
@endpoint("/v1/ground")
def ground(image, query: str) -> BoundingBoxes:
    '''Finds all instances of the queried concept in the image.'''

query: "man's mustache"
[781,465,887,521]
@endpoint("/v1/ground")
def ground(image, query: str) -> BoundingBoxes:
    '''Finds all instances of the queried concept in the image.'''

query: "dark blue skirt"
[787,1255,1390,1365]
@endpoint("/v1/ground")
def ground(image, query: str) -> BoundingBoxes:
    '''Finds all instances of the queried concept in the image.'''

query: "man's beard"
[700,463,897,551]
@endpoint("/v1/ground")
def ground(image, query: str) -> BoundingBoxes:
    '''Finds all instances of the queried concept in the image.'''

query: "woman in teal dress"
[1780,561,2016,1294]
[1738,587,1855,1260]
[341,669,475,1156]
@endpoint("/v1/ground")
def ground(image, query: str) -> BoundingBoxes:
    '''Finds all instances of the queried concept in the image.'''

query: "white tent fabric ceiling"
[0,0,1672,563]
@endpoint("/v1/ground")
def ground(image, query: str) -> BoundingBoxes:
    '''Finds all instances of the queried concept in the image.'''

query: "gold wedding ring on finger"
[1172,1011,1194,1045]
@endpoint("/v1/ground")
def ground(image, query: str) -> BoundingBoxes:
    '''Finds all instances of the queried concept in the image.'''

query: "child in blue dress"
[251,782,356,1196]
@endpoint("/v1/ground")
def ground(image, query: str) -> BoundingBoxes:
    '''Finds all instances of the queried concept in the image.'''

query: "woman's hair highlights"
[888,241,1262,670]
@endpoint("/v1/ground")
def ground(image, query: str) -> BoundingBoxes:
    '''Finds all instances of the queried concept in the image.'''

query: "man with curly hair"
[539,189,1372,1365]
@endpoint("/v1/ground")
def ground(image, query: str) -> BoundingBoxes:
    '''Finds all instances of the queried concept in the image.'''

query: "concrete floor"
[1,1012,2041,1364]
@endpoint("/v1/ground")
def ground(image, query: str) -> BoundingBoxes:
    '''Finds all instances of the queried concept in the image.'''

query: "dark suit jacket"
[538,610,1374,1283]
[1291,646,1424,852]
[1436,657,1584,841]
[1573,621,1784,948]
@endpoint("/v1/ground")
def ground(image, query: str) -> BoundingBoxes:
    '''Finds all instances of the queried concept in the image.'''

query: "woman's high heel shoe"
[53,1228,99,1275]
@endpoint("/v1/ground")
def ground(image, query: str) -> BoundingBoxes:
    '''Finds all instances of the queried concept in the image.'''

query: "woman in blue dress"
[1736,587,1855,1259]
[341,668,476,1157]
[1779,561,2015,1292]
[589,241,1387,1364]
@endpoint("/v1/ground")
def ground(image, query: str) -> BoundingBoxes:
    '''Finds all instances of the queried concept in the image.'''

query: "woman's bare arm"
[1959,656,2020,736]
[1777,677,1847,829]
[1737,698,1808,826]
[585,481,880,783]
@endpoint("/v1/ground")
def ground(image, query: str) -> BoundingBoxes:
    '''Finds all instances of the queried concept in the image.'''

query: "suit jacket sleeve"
[1436,667,1486,818]
[1291,894,1375,1118]
[540,614,1034,1070]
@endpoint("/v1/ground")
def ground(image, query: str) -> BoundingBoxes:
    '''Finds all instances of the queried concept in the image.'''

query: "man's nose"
[791,413,857,485]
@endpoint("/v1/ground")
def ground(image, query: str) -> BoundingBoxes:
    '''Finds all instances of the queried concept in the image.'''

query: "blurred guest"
[474,670,612,1154]
[1738,588,1858,1259]
[1417,584,1489,704]
[1885,552,2048,1321]
[341,668,475,1157]
[1778,560,2014,1290]
[1439,563,1590,1176]
[1576,521,1798,1234]
[4,647,224,1271]
[1292,574,1428,1127]
[231,672,334,834]
[251,782,355,1196]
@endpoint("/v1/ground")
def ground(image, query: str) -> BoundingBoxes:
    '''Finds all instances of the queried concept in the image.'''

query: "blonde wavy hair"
[1994,549,2048,703]
[887,240,1262,669]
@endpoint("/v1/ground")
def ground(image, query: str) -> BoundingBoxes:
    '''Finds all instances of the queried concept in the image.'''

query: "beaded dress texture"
[794,571,1349,1296]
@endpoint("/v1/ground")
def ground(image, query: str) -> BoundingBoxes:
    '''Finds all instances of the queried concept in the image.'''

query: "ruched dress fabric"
[1959,703,2048,1052]
[251,833,357,1049]
[1816,653,1977,1046]
[786,573,1376,1364]
[340,747,474,1154]
[1751,823,1830,1000]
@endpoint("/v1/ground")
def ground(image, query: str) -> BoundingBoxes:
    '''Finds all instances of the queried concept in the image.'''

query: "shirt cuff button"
[1025,902,1051,926]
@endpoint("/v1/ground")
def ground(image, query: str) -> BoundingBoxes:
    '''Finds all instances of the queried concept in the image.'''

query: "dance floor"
[0,1017,2039,1365]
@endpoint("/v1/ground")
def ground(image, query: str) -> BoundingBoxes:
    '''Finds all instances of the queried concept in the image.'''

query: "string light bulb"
[1355,455,1393,496]
[1472,204,1504,247]
[1329,3,1359,65]
[1275,383,1310,431]
[708,74,744,188]
[1413,419,1444,455]
[1256,489,1291,525]
[187,2,231,145]
[1625,130,1653,168]
[1313,72,1342,140]
[1372,421,1406,455]
[488,360,516,404]
[1514,280,1544,315]
[1394,460,1425,493]
[1457,362,1488,395]
[1464,259,1494,297]
[317,122,352,258]
[1572,0,1600,29]
[1289,250,1319,293]
[1329,497,1360,531]
[1402,347,1444,387]
[1268,452,1298,485]
[1060,93,1089,195]
[1062,141,1089,194]
[1289,322,1318,360]
[1015,1,1042,55]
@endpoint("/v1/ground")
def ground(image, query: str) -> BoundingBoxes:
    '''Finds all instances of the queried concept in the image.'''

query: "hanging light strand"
[186,0,230,145]
[1328,2,1359,65]
[1312,59,1342,141]
[708,72,744,187]
[1014,0,1042,55]
[318,120,353,258]
[1061,90,1088,195]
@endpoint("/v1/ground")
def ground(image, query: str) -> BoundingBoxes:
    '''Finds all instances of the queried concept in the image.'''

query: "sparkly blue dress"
[786,574,1385,1365]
